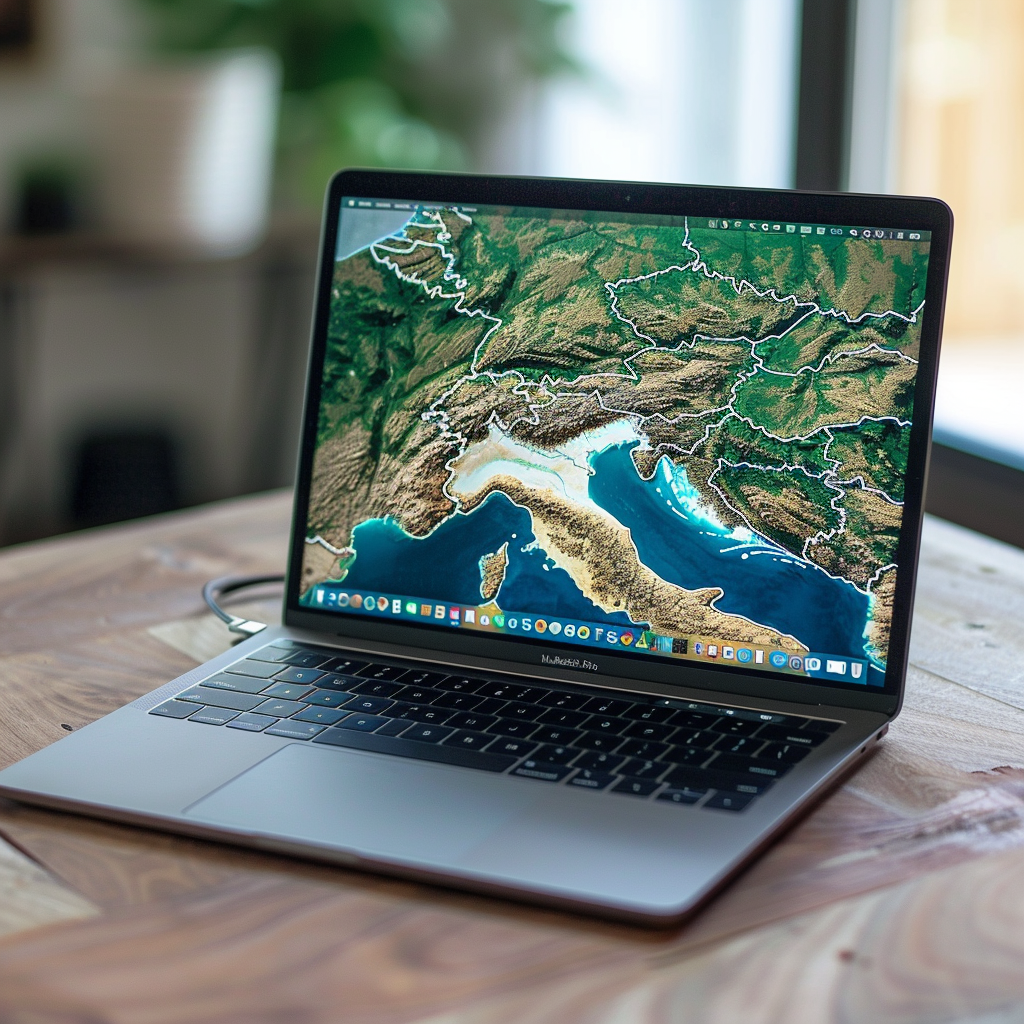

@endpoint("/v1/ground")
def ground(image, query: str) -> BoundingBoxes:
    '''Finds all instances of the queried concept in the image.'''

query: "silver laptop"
[0,171,951,925]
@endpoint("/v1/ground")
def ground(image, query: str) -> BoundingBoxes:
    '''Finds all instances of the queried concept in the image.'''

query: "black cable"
[202,573,285,636]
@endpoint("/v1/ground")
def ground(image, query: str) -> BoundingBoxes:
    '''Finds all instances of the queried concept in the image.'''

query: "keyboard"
[149,639,841,812]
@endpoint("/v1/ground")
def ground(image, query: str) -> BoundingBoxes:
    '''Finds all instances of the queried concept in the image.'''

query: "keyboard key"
[356,664,408,681]
[537,708,588,729]
[611,777,660,797]
[260,682,315,701]
[301,689,353,708]
[342,695,395,715]
[445,711,499,732]
[663,765,774,794]
[616,738,670,760]
[711,755,792,780]
[436,676,486,693]
[225,660,279,679]
[705,791,754,811]
[623,720,677,742]
[188,707,238,725]
[568,769,616,790]
[671,728,719,749]
[624,705,674,723]
[531,726,583,746]
[499,701,544,721]
[756,724,826,746]
[538,691,589,710]
[313,728,517,772]
[150,700,199,719]
[488,737,538,758]
[335,713,390,732]
[401,670,451,688]
[487,719,538,739]
[432,692,484,711]
[273,667,326,686]
[581,715,627,734]
[282,650,332,669]
[201,673,270,694]
[620,758,670,781]
[657,787,707,805]
[471,698,509,715]
[757,742,811,764]
[310,674,358,692]
[226,712,278,732]
[349,679,405,698]
[511,760,573,782]
[443,729,492,750]
[402,723,454,744]
[476,681,541,702]
[572,750,625,772]
[253,698,307,718]
[669,710,721,729]
[265,721,325,740]
[712,735,763,756]
[320,657,368,675]
[393,685,444,704]
[177,686,263,712]
[664,745,713,766]
[292,705,349,725]
[535,744,579,765]
[575,731,623,752]
[710,717,760,737]
[580,696,633,716]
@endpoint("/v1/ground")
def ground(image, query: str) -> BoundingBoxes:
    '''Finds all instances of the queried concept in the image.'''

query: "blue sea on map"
[339,442,873,664]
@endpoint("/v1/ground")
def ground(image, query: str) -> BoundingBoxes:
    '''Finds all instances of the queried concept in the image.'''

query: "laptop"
[0,170,951,925]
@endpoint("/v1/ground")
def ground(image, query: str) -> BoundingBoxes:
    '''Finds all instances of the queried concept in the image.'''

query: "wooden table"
[2,491,1024,1022]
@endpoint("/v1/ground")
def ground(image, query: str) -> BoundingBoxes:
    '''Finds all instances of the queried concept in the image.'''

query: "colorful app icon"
[826,659,847,675]
[434,605,446,619]
[722,646,735,660]
[378,596,390,612]
[521,618,533,631]
[635,632,649,650]
[789,656,804,671]
[479,614,490,626]
[754,649,764,664]
[316,589,325,604]
[694,641,704,655]
[769,651,789,668]
[450,606,460,619]
[620,632,634,646]
[465,609,476,623]
[805,657,821,671]
[392,599,402,614]
[507,617,517,629]
[535,619,547,633]
[563,623,576,638]
[405,601,417,614]
[737,648,752,663]
[657,636,674,654]
[707,644,719,658]
[351,594,363,609]
[493,614,505,628]
[326,591,338,606]
[337,592,350,607]
[851,662,863,679]
[577,625,591,639]
[420,604,431,617]
[605,630,618,644]
[548,621,562,635]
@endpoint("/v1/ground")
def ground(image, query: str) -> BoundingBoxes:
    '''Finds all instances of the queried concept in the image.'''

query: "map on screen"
[299,200,930,688]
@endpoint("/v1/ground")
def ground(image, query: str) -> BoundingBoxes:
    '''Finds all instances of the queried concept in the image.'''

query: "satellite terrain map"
[300,202,930,686]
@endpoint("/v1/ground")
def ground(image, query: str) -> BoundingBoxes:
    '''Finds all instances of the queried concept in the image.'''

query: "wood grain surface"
[0,492,1023,1022]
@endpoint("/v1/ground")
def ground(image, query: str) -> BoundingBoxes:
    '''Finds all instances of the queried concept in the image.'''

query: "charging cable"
[202,574,285,636]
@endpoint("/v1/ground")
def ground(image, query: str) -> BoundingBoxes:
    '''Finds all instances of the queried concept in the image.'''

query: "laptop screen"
[298,195,933,691]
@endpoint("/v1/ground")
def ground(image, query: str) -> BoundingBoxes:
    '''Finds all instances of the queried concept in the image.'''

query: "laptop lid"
[284,170,952,718]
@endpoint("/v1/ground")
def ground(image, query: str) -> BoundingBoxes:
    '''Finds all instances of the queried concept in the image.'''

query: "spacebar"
[311,728,518,772]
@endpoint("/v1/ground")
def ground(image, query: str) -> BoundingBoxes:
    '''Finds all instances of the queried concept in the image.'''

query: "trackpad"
[184,743,540,865]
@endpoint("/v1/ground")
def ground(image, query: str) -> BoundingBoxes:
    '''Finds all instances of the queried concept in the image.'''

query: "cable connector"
[202,574,286,636]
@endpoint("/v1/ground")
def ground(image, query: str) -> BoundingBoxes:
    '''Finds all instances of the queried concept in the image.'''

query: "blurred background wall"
[0,0,1016,546]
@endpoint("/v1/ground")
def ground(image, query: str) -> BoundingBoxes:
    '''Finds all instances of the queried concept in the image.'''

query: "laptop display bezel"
[284,168,952,718]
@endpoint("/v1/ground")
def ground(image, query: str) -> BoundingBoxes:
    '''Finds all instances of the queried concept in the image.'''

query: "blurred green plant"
[134,0,576,207]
